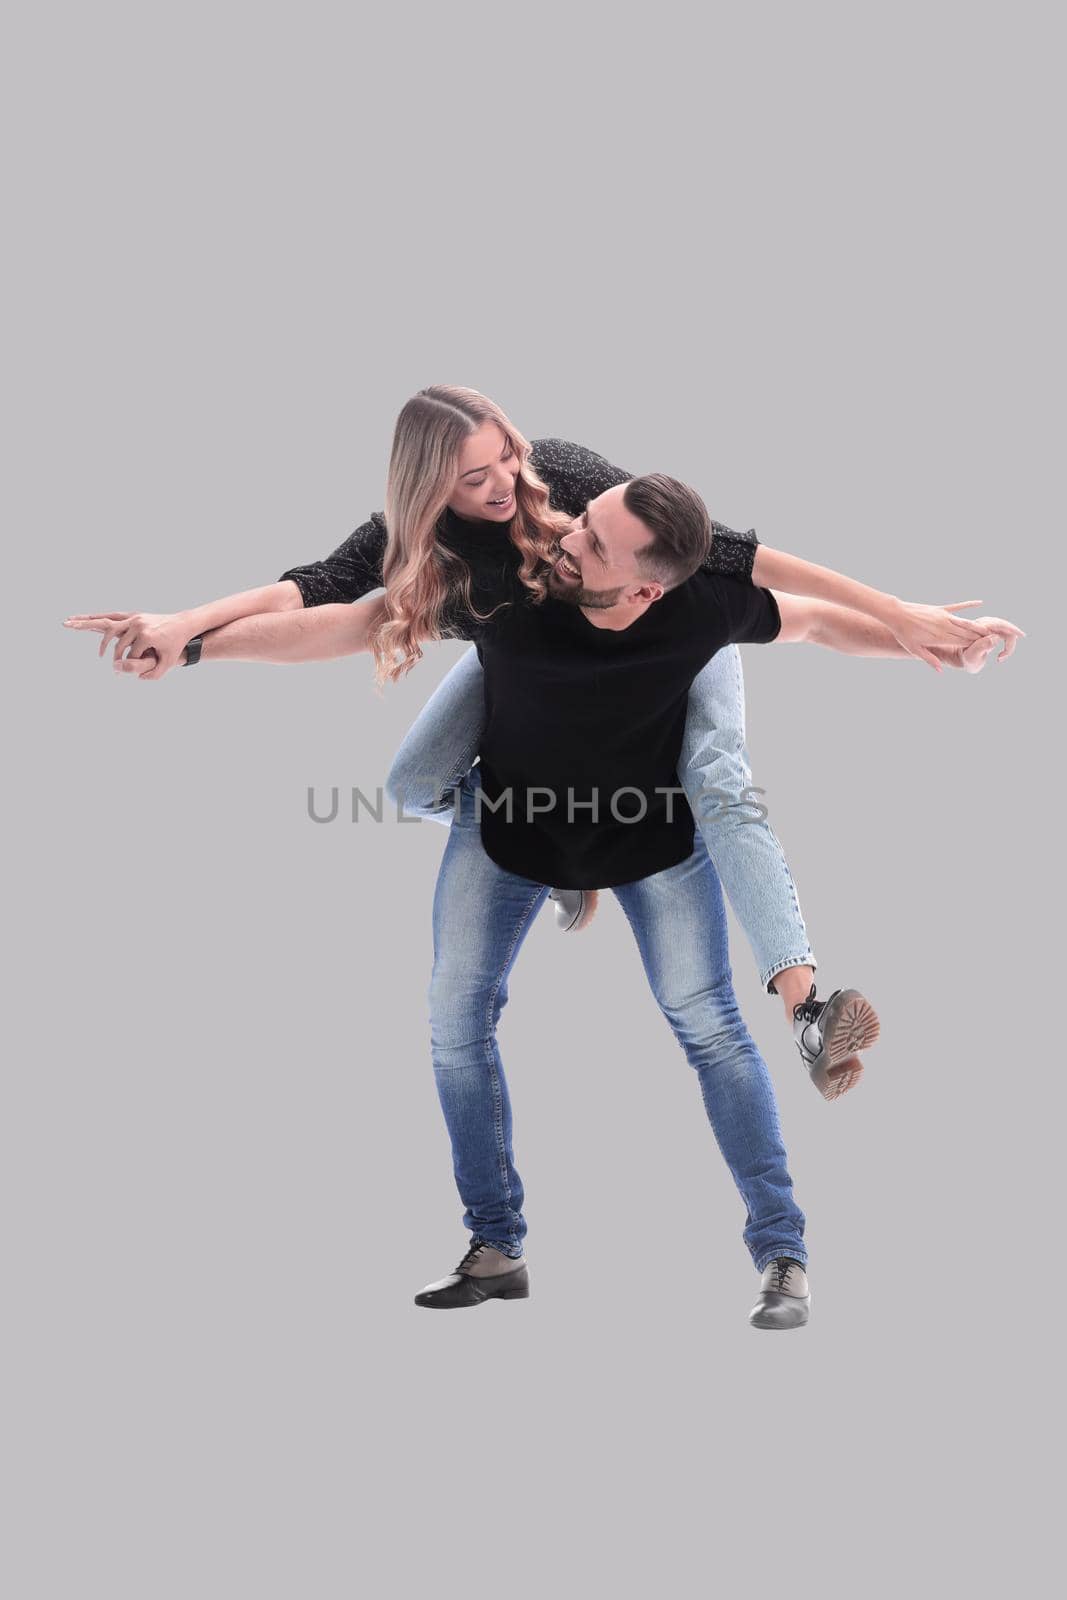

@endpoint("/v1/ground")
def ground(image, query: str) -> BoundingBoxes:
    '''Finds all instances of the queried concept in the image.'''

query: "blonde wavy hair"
[368,385,574,685]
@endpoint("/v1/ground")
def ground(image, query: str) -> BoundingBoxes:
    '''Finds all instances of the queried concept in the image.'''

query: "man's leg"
[612,834,807,1273]
[427,768,550,1256]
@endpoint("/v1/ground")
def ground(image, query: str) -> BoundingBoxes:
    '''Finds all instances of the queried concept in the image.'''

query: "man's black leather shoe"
[749,1258,811,1329]
[414,1238,530,1309]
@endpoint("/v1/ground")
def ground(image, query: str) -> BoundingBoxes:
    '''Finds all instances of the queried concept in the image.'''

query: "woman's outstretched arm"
[65,580,307,677]
[64,515,389,679]
[114,594,390,673]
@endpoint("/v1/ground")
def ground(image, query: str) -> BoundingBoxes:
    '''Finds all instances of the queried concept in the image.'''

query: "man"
[94,474,1019,1328]
[346,476,1015,1327]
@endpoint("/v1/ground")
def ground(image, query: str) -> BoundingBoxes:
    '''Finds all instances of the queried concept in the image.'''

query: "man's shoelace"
[772,1259,804,1290]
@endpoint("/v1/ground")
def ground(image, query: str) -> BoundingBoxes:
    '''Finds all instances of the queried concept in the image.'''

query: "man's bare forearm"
[198,596,384,664]
[809,600,954,658]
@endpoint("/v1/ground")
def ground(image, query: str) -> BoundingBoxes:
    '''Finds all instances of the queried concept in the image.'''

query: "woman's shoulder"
[529,437,633,516]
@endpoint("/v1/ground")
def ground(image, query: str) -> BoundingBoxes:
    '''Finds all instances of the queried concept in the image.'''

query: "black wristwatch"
[183,633,205,666]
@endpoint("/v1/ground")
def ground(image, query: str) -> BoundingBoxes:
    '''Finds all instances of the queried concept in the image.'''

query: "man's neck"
[579,597,655,631]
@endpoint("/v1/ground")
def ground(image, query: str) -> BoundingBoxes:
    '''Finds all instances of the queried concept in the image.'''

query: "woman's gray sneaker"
[548,886,600,932]
[792,984,880,1101]
[749,1258,812,1329]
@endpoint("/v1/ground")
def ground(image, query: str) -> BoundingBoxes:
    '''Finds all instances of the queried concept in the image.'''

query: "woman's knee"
[385,752,443,813]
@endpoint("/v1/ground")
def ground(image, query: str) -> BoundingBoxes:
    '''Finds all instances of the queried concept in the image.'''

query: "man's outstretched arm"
[753,547,998,667]
[771,593,1023,671]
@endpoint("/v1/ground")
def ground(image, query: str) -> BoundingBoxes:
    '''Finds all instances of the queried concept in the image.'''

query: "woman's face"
[448,421,521,524]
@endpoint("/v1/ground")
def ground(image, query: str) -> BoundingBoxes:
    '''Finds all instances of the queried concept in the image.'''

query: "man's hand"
[112,647,165,677]
[935,617,1023,672]
[885,599,1010,669]
[888,601,1025,671]
[63,610,196,680]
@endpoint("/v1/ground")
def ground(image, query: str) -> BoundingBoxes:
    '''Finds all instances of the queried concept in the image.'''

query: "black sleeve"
[529,438,760,582]
[277,513,388,607]
[705,519,760,583]
[529,438,633,516]
[718,578,782,645]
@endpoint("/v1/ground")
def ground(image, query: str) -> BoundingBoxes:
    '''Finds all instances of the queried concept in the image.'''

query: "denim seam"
[473,1238,525,1260]
[755,1253,808,1273]
[435,734,482,807]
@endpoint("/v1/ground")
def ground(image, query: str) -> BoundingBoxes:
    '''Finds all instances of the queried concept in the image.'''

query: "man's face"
[546,484,664,610]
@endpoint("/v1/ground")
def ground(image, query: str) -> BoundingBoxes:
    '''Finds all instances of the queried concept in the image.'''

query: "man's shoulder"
[675,568,752,603]
[661,568,772,642]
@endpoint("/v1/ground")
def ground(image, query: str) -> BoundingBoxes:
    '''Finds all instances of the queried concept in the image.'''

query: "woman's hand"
[888,599,1025,670]
[63,611,196,679]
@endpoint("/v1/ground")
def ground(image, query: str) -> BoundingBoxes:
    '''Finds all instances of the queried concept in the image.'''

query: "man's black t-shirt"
[467,566,782,889]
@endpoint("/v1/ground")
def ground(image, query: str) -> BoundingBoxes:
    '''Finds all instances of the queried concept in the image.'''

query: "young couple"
[65,386,1021,1329]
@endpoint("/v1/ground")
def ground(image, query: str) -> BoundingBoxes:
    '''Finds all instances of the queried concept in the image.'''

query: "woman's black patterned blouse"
[277,437,760,631]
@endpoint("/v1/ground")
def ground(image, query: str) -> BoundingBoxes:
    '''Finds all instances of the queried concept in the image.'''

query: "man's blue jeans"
[429,767,808,1273]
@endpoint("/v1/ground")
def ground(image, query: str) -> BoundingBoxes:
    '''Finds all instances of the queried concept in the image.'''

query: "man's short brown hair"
[622,473,711,589]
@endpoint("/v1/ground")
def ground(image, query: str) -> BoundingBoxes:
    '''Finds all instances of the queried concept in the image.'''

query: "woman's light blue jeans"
[429,767,808,1271]
[387,644,816,994]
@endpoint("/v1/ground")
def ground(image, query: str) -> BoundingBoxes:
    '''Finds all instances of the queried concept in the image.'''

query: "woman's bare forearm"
[179,579,306,638]
[753,547,904,628]
[197,595,386,664]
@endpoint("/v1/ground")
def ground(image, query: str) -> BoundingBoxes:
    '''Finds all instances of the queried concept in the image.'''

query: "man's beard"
[545,560,626,610]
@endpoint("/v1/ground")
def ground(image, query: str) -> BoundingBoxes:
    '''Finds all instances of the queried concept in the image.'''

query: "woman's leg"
[384,645,486,824]
[385,643,598,933]
[679,645,816,1000]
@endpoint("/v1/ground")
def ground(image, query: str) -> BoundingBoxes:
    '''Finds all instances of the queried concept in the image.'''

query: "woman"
[65,385,1010,1093]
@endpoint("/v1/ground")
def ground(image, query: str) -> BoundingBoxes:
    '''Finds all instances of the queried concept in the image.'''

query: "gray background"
[5,2,1062,1595]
